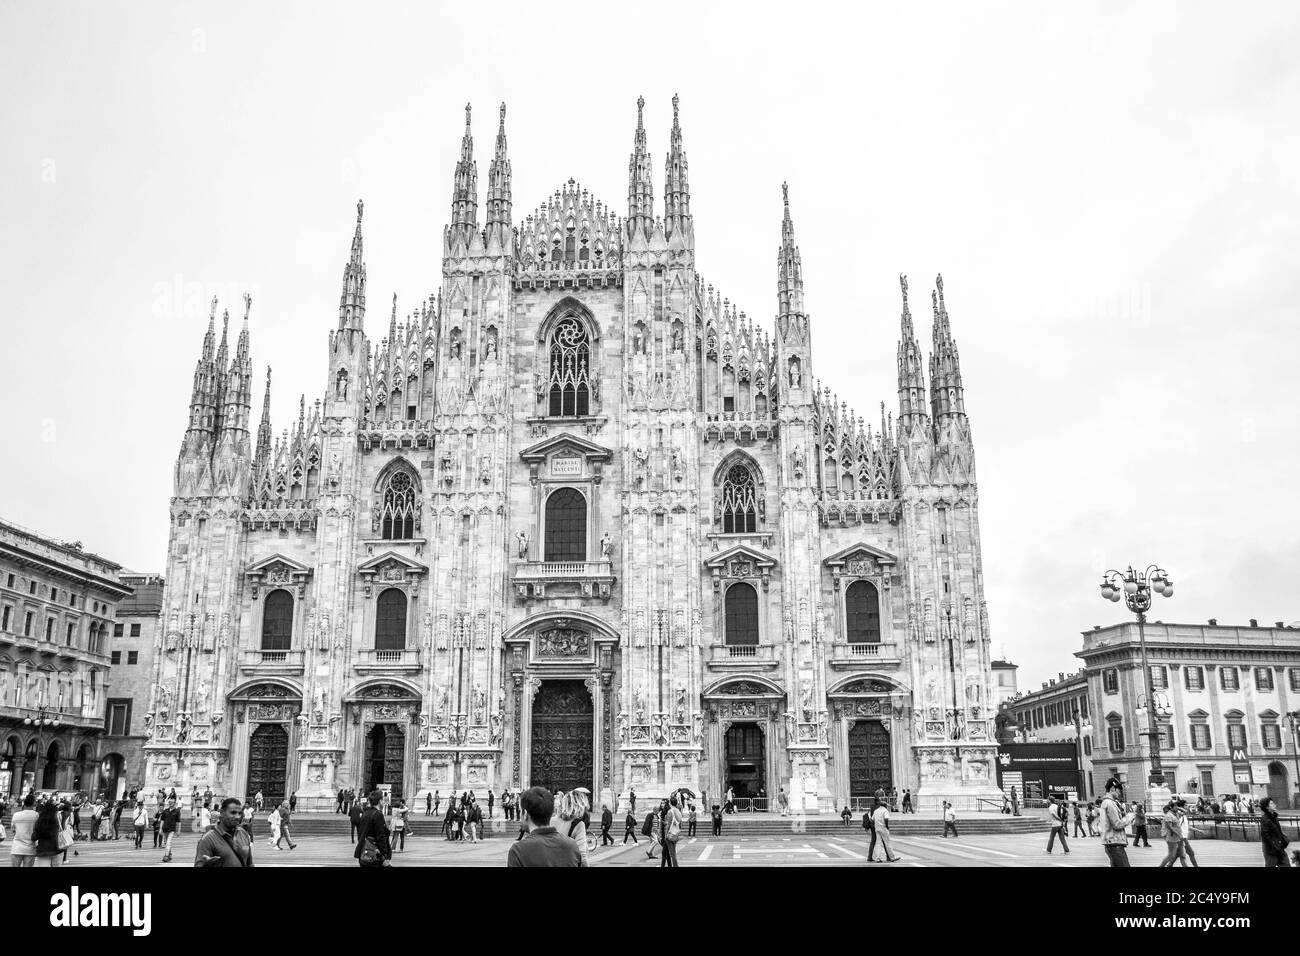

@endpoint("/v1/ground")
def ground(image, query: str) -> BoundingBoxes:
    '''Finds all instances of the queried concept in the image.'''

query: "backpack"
[666,811,681,843]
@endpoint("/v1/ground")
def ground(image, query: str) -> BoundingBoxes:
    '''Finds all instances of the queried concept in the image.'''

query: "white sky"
[2,1,1298,691]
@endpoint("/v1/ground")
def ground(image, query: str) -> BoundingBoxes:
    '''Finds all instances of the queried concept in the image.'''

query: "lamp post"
[1072,708,1094,800]
[1099,565,1172,796]
[1287,711,1300,810]
[942,604,963,740]
[23,703,60,791]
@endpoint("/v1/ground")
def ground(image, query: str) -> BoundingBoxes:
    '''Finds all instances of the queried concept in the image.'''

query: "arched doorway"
[1267,761,1290,808]
[0,737,17,796]
[42,741,60,790]
[246,724,289,807]
[848,720,892,800]
[529,680,593,793]
[724,723,766,798]
[99,752,124,800]
[74,743,91,793]
[365,723,406,800]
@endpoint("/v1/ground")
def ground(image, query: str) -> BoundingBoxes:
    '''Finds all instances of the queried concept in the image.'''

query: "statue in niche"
[489,712,503,746]
[472,683,486,724]
[799,678,814,723]
[434,685,448,723]
[479,455,491,484]
[671,327,683,352]
[633,684,647,724]
[485,329,498,360]
[792,445,806,478]
[516,531,529,560]
[616,711,628,742]
[600,532,613,559]
[788,359,801,389]
[632,328,644,354]
[335,369,349,400]
[450,329,463,360]
[312,683,325,722]
[674,684,687,724]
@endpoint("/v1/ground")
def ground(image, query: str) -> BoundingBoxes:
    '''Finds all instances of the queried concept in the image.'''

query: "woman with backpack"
[558,791,590,866]
[31,801,64,867]
[660,795,683,867]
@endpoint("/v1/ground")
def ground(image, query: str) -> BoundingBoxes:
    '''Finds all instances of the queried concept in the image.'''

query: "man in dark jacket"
[159,796,182,863]
[348,798,364,844]
[623,809,638,844]
[1259,796,1291,867]
[354,790,393,868]
[600,804,614,845]
[195,798,254,867]
[507,787,582,867]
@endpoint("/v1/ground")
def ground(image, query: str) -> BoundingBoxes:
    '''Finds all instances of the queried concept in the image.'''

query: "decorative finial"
[900,274,908,305]
[672,92,679,118]
[782,181,789,207]
[499,102,506,123]
[465,102,472,125]
[209,295,218,319]
[936,273,945,304]
[356,198,363,222]
[243,291,252,320]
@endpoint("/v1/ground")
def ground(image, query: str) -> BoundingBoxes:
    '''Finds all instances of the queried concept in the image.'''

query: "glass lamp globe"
[1123,578,1139,595]
[1108,591,1122,603]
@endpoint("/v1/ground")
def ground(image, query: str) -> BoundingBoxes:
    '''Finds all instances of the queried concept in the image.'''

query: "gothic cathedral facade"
[145,97,1000,811]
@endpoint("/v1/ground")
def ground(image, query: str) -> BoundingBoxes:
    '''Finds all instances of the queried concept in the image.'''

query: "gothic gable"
[519,433,613,485]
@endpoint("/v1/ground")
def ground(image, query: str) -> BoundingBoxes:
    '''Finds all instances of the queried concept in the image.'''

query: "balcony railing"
[830,642,902,668]
[513,560,615,601]
[355,648,423,672]
[706,643,779,669]
[239,648,306,673]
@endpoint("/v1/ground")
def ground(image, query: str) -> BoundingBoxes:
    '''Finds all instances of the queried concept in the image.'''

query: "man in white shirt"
[198,804,213,832]
[942,801,959,838]
[871,800,901,863]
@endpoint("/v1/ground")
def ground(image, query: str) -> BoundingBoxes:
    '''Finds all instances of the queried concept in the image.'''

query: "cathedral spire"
[776,182,804,318]
[182,297,221,455]
[485,102,512,244]
[928,274,967,421]
[897,274,928,427]
[664,93,691,239]
[449,102,479,243]
[627,95,654,239]
[255,366,272,466]
[338,199,366,332]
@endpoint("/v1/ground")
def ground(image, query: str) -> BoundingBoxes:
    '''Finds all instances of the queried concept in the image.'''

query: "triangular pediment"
[703,543,776,571]
[519,433,613,464]
[823,542,899,568]
[246,553,313,576]
[357,550,429,574]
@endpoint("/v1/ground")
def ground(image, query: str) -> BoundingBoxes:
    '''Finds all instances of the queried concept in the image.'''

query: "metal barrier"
[1184,813,1300,842]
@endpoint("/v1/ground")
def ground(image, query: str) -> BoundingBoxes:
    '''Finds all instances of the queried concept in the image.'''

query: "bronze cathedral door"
[365,724,406,801]
[848,720,892,798]
[529,680,594,794]
[246,724,289,806]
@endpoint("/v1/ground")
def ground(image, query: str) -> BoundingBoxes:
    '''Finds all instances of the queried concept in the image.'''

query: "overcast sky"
[2,1,1297,690]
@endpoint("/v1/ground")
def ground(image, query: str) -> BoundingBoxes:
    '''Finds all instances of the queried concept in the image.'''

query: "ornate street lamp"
[1099,564,1172,795]
[23,704,60,791]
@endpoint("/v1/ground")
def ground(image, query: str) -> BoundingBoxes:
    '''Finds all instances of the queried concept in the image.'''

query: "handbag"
[666,813,681,843]
[359,836,381,865]
[58,828,74,851]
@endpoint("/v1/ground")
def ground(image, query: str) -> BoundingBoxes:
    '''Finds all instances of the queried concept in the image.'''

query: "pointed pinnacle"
[637,95,645,127]
[356,198,364,222]
[243,291,252,322]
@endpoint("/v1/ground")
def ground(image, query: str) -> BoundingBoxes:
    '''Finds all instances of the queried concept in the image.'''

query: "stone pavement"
[54,826,1271,868]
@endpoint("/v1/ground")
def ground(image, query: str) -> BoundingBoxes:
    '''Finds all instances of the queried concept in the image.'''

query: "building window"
[24,611,34,636]
[69,594,76,608]
[1082,736,1092,755]
[1220,667,1239,691]
[543,488,587,562]
[720,465,758,533]
[844,581,881,643]
[1225,721,1247,750]
[65,623,75,645]
[1149,665,1167,689]
[1157,723,1174,750]
[105,699,130,736]
[1108,723,1124,753]
[127,650,138,665]
[5,573,12,587]
[1290,668,1300,693]
[723,582,759,646]
[1254,667,1274,692]
[1184,666,1204,691]
[375,588,407,651]
[2,605,10,631]
[49,586,57,601]
[110,650,121,664]
[1190,723,1211,750]
[547,317,592,416]
[44,618,54,641]
[379,470,417,540]
[130,623,141,637]
[1261,723,1281,749]
[261,589,294,651]
[113,623,124,637]
[1102,669,1118,695]
[29,581,36,594]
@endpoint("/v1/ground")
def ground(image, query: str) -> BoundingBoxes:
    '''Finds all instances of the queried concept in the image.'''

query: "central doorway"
[724,723,766,798]
[365,724,406,801]
[246,724,289,806]
[848,720,892,799]
[529,679,594,793]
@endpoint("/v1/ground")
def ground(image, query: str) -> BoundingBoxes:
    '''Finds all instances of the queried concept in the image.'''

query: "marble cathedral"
[145,96,1001,811]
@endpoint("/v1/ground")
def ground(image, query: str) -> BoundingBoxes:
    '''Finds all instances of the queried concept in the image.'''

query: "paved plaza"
[54,824,1269,868]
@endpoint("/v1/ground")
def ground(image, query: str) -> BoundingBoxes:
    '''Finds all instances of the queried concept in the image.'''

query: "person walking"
[151,804,163,849]
[863,804,877,860]
[643,806,660,860]
[941,801,959,838]
[1158,802,1186,867]
[1131,802,1151,847]
[392,799,410,851]
[1045,796,1070,854]
[1010,786,1020,817]
[354,790,393,868]
[559,791,591,867]
[132,802,148,849]
[266,803,282,848]
[660,795,683,868]
[620,807,639,844]
[197,802,213,834]
[687,803,698,838]
[31,802,64,867]
[425,791,433,817]
[777,787,789,817]
[1177,801,1199,867]
[160,795,182,863]
[1071,801,1086,838]
[600,804,614,846]
[8,792,38,867]
[629,787,637,816]
[276,802,298,850]
[349,798,364,844]
[872,798,901,863]
[507,787,582,867]
[1086,799,1101,837]
[254,790,264,811]
[194,798,254,867]
[466,800,482,843]
[289,791,297,813]
[241,806,256,843]
[901,788,913,813]
[1259,796,1291,866]
[1100,781,1135,867]
[488,790,495,820]
[710,803,723,837]
[336,789,345,814]
[111,800,124,840]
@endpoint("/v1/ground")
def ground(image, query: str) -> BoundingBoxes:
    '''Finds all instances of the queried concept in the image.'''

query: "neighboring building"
[1077,620,1300,807]
[991,658,1019,708]
[103,573,164,798]
[0,519,133,797]
[145,97,1002,812]
[998,669,1093,797]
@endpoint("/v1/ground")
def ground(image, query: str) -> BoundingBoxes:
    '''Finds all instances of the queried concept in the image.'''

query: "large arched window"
[375,588,408,651]
[548,317,592,417]
[261,589,294,651]
[845,581,881,644]
[724,582,759,646]
[721,465,758,533]
[379,470,416,539]
[544,488,587,562]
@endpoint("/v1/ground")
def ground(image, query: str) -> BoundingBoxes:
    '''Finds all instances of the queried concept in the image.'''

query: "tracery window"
[379,470,416,540]
[548,318,592,417]
[721,465,758,533]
